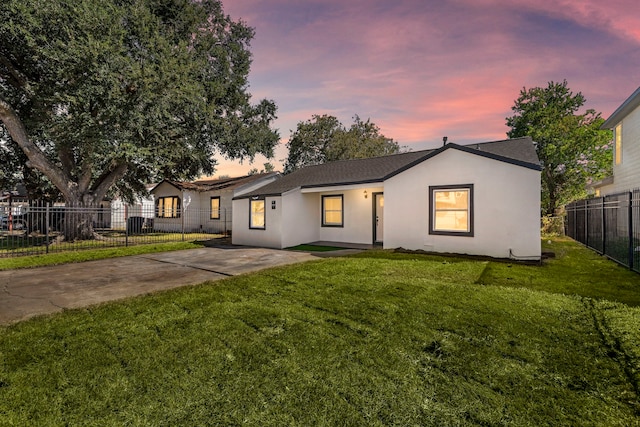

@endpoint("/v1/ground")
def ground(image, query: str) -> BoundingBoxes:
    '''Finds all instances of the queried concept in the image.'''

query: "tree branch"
[0,97,74,200]
[0,54,31,92]
[91,161,128,203]
[78,160,93,194]
[58,145,76,176]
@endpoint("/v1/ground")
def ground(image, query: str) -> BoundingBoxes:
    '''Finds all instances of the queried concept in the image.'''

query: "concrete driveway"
[0,246,329,325]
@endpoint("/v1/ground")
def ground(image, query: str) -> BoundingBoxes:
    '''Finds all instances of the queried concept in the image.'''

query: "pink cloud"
[213,0,640,176]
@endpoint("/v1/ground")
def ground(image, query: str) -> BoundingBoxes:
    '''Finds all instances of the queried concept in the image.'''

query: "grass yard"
[0,239,639,425]
[0,241,205,270]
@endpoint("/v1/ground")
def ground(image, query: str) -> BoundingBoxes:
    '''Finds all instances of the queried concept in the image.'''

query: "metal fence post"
[181,206,185,241]
[601,197,606,255]
[629,191,634,271]
[45,202,50,254]
[584,200,589,247]
[125,204,129,247]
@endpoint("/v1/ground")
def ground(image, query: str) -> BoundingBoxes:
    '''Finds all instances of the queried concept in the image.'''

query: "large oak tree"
[0,0,279,238]
[506,80,612,216]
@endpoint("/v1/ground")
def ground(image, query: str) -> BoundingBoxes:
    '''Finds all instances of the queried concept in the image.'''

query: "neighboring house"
[108,184,157,230]
[232,137,542,260]
[591,86,640,196]
[151,173,279,233]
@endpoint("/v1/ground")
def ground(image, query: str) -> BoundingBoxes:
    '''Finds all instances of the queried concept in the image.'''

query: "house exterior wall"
[232,186,385,249]
[153,183,235,233]
[315,187,383,245]
[109,197,154,230]
[606,105,640,194]
[383,149,541,259]
[232,196,283,248]
[280,192,319,248]
[196,189,232,233]
[152,182,184,232]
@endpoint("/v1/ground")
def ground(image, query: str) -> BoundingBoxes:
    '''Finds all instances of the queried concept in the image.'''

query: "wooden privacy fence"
[565,189,640,273]
[0,201,231,258]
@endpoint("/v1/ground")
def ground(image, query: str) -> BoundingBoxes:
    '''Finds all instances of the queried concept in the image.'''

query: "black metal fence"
[566,189,640,273]
[0,201,231,258]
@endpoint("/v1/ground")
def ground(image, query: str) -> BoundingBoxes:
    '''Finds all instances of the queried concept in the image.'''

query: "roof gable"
[235,137,540,199]
[601,86,640,129]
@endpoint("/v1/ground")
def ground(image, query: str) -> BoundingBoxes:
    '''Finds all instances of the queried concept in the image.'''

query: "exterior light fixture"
[364,190,368,199]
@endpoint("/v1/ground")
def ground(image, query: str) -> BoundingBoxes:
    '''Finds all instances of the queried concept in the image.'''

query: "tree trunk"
[62,196,101,241]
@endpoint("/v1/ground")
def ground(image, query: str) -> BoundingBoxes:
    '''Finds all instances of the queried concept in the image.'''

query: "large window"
[156,196,181,218]
[429,185,473,236]
[250,198,265,229]
[615,123,622,165]
[322,195,343,227]
[210,196,221,220]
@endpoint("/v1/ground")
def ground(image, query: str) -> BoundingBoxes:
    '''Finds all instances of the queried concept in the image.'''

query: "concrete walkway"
[0,246,340,325]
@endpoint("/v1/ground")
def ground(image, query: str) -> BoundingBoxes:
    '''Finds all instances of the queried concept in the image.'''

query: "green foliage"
[506,80,612,215]
[0,0,279,205]
[247,162,275,175]
[1,245,639,425]
[540,214,565,237]
[284,114,403,173]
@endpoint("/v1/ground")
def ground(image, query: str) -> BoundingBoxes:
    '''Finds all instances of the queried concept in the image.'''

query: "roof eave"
[601,87,640,129]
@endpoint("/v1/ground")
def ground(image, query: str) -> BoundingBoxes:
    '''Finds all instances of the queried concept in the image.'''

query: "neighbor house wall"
[606,105,640,195]
[383,149,541,259]
[196,189,232,233]
[152,181,184,232]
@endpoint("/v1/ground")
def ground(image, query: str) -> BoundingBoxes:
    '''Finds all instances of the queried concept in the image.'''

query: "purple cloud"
[215,0,640,175]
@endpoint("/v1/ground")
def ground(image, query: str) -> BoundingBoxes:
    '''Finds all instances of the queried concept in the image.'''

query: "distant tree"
[0,0,279,239]
[248,162,276,175]
[506,80,612,215]
[283,115,343,173]
[283,115,403,173]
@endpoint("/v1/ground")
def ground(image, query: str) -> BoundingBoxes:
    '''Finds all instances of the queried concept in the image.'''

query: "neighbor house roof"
[601,86,640,129]
[236,137,540,199]
[151,173,278,193]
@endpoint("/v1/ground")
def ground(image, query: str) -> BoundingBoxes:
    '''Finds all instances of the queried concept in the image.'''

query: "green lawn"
[0,241,205,270]
[0,239,639,425]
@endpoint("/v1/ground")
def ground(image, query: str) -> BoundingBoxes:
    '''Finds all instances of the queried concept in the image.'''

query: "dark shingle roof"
[236,137,540,199]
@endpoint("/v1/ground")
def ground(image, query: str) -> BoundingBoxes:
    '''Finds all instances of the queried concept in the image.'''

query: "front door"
[374,193,384,243]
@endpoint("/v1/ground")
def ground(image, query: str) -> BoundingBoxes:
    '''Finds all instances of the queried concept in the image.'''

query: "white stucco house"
[591,86,640,196]
[151,173,279,234]
[232,137,542,260]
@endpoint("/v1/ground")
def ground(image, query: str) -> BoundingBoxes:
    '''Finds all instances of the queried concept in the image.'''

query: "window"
[429,185,473,236]
[210,196,221,219]
[250,198,265,229]
[156,196,181,218]
[322,195,343,227]
[615,123,622,165]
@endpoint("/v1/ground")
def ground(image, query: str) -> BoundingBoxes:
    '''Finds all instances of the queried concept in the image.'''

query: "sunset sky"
[214,0,640,176]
